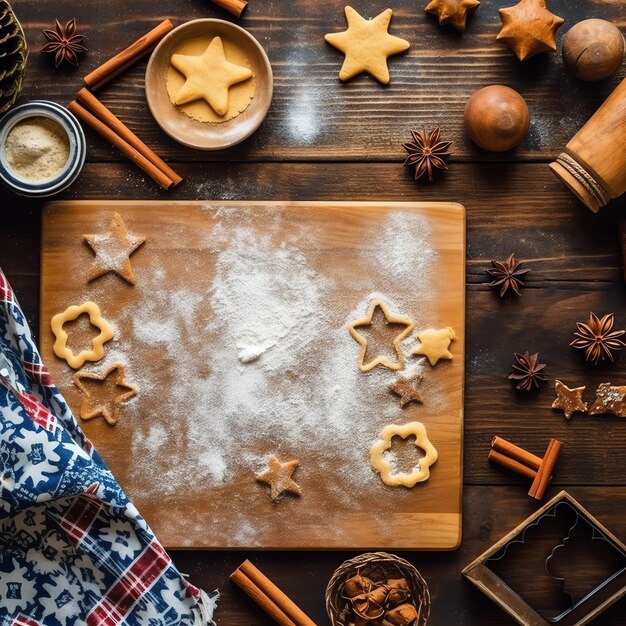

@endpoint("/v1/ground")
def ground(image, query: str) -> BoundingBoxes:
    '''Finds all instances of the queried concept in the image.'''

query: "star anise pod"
[509,352,547,391]
[403,127,452,182]
[42,18,86,68]
[570,312,626,363]
[486,253,530,297]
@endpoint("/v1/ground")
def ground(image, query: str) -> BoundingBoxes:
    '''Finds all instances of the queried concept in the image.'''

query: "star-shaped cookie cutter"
[348,299,414,372]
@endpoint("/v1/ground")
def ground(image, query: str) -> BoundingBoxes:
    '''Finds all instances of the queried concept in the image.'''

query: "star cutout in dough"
[412,327,456,366]
[348,299,414,372]
[73,363,138,426]
[425,0,480,33]
[324,6,410,84]
[497,0,564,61]
[389,373,424,408]
[255,455,302,501]
[84,212,145,285]
[552,380,587,420]
[170,36,253,116]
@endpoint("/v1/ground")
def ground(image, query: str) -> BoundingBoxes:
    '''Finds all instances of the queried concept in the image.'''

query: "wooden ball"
[562,19,625,81]
[464,85,529,152]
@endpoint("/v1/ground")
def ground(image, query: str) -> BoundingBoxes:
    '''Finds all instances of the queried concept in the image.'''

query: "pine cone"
[0,0,28,114]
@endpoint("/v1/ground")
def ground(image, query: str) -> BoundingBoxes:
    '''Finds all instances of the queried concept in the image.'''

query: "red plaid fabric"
[23,361,52,387]
[11,616,41,626]
[13,389,58,433]
[58,487,102,544]
[86,540,172,626]
[0,271,14,304]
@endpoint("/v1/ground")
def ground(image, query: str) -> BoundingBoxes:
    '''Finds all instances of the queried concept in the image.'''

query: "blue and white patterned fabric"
[0,268,218,626]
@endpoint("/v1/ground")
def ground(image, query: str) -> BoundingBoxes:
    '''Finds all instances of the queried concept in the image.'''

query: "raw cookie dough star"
[170,36,253,116]
[84,212,145,285]
[73,363,138,426]
[497,0,564,61]
[389,373,424,408]
[425,0,480,33]
[412,327,456,366]
[324,6,410,84]
[552,380,587,420]
[348,299,414,372]
[255,455,302,501]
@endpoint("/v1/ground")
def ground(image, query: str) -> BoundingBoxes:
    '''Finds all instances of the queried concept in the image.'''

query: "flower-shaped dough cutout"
[73,363,138,426]
[369,422,438,487]
[348,299,414,372]
[51,302,114,369]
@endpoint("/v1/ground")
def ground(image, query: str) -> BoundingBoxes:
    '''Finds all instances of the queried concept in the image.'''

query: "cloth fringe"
[194,588,220,626]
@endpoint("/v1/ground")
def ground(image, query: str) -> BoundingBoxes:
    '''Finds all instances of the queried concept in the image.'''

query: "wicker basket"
[325,552,430,626]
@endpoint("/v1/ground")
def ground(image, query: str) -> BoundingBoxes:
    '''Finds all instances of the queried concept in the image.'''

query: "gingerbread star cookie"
[589,383,626,418]
[425,0,480,33]
[348,299,414,372]
[255,455,302,501]
[170,36,253,116]
[412,327,456,366]
[552,380,587,420]
[389,373,423,408]
[324,6,410,84]
[84,212,145,285]
[73,363,138,426]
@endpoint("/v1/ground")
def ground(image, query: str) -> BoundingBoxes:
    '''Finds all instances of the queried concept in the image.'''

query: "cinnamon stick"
[76,88,182,186]
[231,569,297,626]
[232,560,318,626]
[209,0,248,18]
[68,101,174,190]
[488,449,537,481]
[529,439,562,500]
[491,436,542,470]
[84,19,174,91]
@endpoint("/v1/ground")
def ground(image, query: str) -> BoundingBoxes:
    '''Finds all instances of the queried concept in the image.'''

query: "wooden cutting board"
[40,200,465,550]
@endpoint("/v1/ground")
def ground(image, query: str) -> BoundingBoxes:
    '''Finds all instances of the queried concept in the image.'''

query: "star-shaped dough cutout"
[425,0,480,33]
[348,299,414,372]
[389,373,424,408]
[73,363,138,426]
[255,455,302,501]
[497,0,564,61]
[84,212,145,285]
[412,327,456,366]
[324,6,410,84]
[170,36,253,116]
[552,380,587,420]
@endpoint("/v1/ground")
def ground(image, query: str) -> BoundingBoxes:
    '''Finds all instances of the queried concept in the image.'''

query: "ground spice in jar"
[4,116,70,182]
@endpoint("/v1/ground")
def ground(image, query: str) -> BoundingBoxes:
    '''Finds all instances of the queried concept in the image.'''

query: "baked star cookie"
[324,6,410,84]
[255,455,302,501]
[170,36,253,116]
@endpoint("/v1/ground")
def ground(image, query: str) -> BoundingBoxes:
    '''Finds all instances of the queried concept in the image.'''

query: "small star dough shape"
[370,422,438,487]
[51,302,114,369]
[497,0,564,61]
[412,327,456,366]
[255,455,302,501]
[170,36,253,116]
[73,363,138,426]
[84,212,145,285]
[348,299,414,372]
[425,0,480,33]
[552,380,587,420]
[324,6,410,84]
[389,373,423,408]
[589,383,626,418]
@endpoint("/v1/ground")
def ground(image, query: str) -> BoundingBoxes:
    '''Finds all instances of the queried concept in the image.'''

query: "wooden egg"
[464,85,529,152]
[562,19,625,81]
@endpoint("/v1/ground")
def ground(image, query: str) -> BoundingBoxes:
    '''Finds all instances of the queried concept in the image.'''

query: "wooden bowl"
[145,19,272,150]
[325,552,431,626]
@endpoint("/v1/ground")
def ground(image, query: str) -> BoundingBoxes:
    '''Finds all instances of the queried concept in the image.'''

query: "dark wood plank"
[11,0,626,162]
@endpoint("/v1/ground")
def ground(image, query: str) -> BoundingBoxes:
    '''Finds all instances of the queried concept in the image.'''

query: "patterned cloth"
[0,268,218,626]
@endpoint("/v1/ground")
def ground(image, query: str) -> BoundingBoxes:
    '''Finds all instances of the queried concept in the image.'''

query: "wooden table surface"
[2,0,626,624]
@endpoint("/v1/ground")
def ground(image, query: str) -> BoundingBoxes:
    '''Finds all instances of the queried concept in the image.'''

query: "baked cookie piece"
[171,36,253,116]
[589,383,626,418]
[412,327,456,366]
[388,373,423,408]
[324,6,410,84]
[84,212,145,285]
[552,380,587,420]
[425,0,480,33]
[73,363,138,426]
[51,302,114,369]
[255,455,302,501]
[369,422,438,487]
